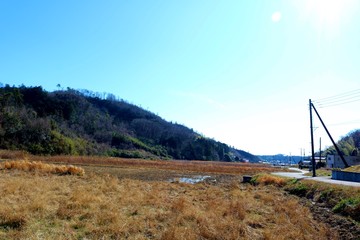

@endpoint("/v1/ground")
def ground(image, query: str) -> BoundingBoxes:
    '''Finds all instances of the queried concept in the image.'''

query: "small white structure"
[326,155,360,169]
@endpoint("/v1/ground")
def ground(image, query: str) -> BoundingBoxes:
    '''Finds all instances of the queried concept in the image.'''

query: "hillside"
[323,129,360,157]
[0,85,260,162]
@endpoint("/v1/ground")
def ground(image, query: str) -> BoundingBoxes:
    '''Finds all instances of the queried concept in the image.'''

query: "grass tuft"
[287,182,309,197]
[332,197,360,221]
[252,174,287,187]
[0,160,85,176]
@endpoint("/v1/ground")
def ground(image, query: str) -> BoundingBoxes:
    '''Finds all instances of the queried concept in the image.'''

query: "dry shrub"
[255,174,287,187]
[0,160,85,176]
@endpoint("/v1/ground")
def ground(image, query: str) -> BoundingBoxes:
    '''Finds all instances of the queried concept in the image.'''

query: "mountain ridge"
[0,84,260,162]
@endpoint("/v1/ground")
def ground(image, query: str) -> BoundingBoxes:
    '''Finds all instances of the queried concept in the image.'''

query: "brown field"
[0,150,278,176]
[0,151,342,239]
[34,155,278,176]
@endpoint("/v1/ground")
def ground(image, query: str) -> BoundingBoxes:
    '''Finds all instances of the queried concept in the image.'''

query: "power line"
[314,93,360,105]
[317,99,360,108]
[309,100,350,168]
[313,89,360,108]
[314,89,360,103]
[316,98,360,108]
[315,93,360,105]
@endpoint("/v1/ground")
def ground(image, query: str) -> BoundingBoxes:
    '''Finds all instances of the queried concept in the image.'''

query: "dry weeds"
[0,150,29,160]
[344,165,360,173]
[253,174,287,187]
[0,170,336,239]
[0,160,85,176]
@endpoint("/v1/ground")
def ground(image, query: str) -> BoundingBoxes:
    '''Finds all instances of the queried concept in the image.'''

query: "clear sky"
[1,0,360,155]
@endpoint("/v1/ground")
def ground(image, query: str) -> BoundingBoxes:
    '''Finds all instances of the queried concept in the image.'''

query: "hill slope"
[0,85,260,162]
[323,129,360,157]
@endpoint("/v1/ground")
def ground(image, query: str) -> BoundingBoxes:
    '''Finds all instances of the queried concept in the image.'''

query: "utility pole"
[309,99,316,177]
[311,102,349,168]
[319,137,322,164]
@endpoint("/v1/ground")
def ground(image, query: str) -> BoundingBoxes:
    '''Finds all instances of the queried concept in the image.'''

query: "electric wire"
[313,89,360,108]
[317,98,360,108]
[314,89,360,103]
[314,93,360,105]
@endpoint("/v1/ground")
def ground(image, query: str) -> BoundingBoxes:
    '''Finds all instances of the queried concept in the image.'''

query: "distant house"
[298,156,326,169]
[326,154,360,169]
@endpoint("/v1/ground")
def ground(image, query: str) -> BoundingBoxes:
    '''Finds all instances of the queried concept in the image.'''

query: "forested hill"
[0,85,260,162]
[323,129,360,157]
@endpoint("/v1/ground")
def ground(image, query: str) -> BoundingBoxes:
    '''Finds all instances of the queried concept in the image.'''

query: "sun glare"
[306,0,343,25]
[296,0,358,33]
[271,12,282,23]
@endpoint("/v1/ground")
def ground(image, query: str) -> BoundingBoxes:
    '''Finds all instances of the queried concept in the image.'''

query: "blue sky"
[1,0,360,155]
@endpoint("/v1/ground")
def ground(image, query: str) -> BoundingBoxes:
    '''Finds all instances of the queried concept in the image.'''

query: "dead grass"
[0,150,281,178]
[285,179,360,223]
[10,152,278,175]
[0,169,336,239]
[0,151,341,238]
[304,169,332,177]
[252,174,287,187]
[0,150,29,160]
[344,165,360,173]
[0,160,85,176]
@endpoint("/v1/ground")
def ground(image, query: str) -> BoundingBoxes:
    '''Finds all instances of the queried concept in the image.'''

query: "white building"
[326,154,360,169]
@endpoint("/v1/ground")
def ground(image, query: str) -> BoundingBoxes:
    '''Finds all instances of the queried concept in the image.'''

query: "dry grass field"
[0,150,278,177]
[0,151,344,239]
[0,168,335,239]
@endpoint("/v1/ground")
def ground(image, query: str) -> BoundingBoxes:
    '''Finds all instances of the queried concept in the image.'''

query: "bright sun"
[271,11,282,23]
[306,0,345,25]
[297,0,358,32]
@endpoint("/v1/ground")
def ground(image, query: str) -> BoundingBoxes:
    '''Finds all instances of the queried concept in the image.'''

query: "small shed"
[327,154,360,169]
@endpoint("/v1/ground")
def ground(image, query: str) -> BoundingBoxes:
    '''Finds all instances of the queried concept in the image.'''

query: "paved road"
[272,168,360,187]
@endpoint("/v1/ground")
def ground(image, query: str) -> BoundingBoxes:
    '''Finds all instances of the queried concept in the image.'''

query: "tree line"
[0,85,260,162]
